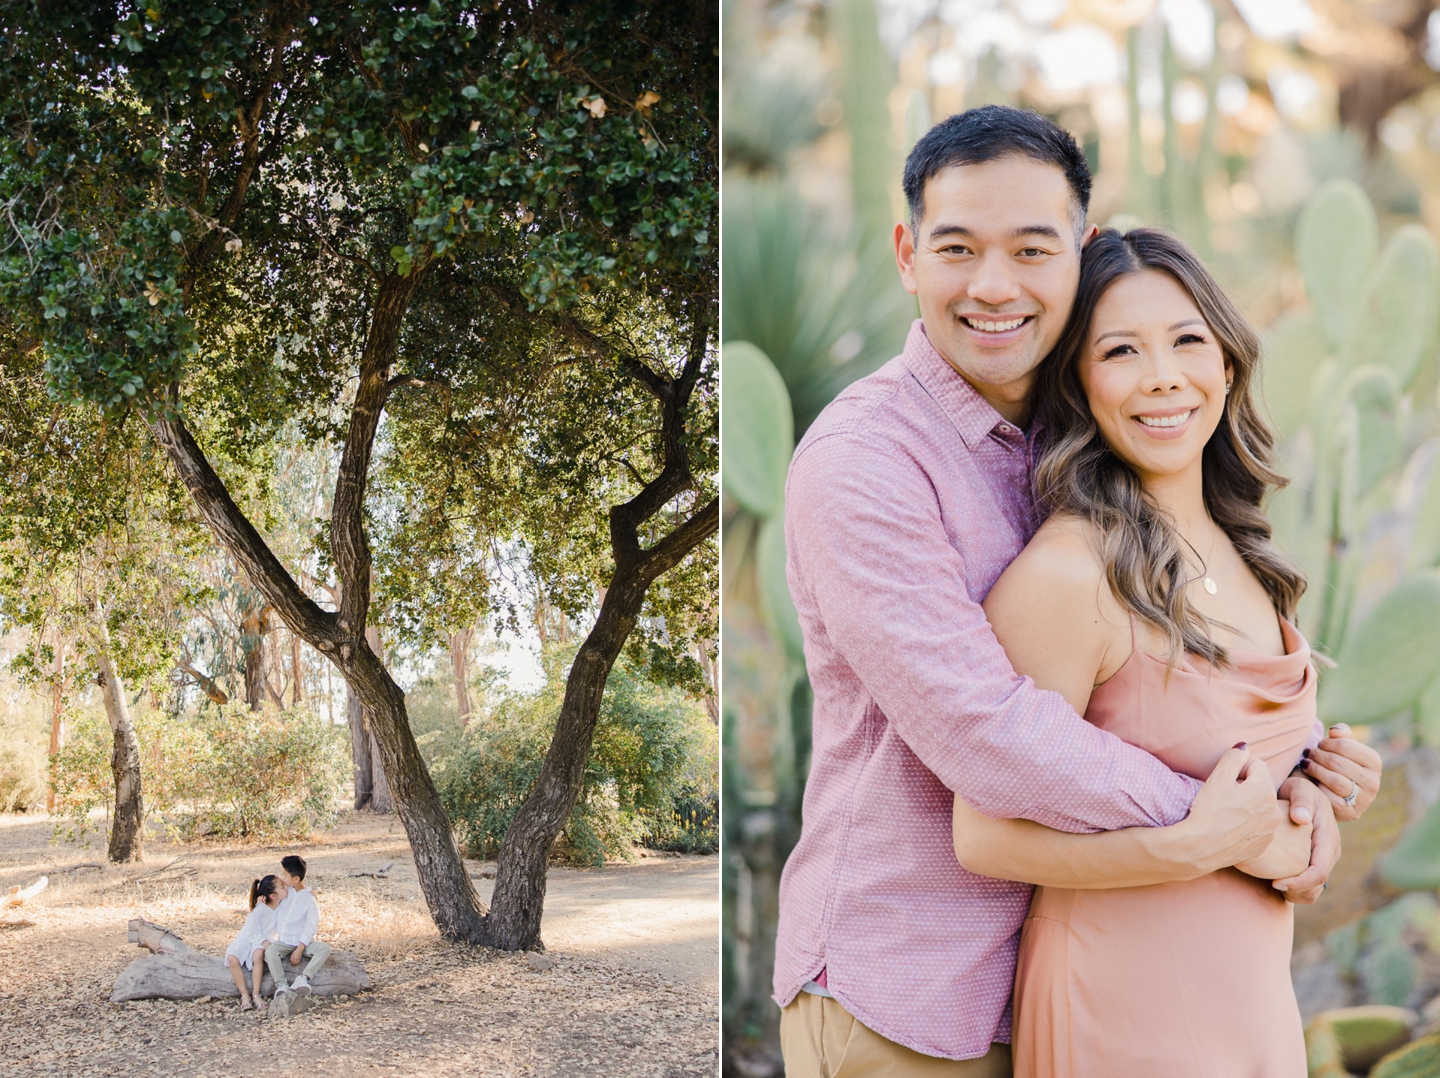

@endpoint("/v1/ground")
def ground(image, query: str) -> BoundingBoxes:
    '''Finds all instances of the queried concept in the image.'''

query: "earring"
[1225,381,1232,394]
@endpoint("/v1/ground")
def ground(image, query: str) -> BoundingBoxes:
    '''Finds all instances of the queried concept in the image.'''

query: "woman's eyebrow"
[1094,318,1206,344]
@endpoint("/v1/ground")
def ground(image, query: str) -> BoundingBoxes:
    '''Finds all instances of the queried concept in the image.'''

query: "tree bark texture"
[362,626,393,812]
[342,643,488,939]
[94,640,144,864]
[368,729,394,813]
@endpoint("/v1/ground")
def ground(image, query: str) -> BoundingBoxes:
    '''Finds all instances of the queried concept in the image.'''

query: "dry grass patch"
[0,810,718,1077]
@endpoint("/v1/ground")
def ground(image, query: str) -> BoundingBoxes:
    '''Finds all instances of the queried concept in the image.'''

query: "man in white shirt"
[265,854,330,996]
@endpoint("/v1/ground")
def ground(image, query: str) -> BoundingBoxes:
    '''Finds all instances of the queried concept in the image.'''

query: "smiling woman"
[1033,227,1305,671]
[953,224,1335,1077]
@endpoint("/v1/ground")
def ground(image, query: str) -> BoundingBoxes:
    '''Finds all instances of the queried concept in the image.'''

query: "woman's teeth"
[1137,410,1194,428]
[964,316,1027,333]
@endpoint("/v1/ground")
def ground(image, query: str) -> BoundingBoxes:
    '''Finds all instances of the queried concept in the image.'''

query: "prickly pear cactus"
[1371,1032,1440,1078]
[1305,1006,1419,1075]
[1303,1016,1347,1078]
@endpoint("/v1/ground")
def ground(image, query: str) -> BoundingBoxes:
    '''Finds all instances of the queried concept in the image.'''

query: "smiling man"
[771,106,1371,1077]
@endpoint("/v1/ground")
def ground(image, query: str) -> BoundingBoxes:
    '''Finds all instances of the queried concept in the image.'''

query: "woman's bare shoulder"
[991,514,1105,601]
[985,513,1127,647]
[983,514,1127,705]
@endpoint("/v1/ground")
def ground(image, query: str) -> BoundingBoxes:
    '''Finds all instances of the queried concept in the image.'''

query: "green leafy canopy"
[0,0,716,415]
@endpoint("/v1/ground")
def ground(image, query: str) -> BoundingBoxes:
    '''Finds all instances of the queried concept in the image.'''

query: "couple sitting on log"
[224,854,330,1012]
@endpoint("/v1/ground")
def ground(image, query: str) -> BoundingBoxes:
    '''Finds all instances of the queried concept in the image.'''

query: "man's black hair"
[281,854,307,881]
[902,105,1092,232]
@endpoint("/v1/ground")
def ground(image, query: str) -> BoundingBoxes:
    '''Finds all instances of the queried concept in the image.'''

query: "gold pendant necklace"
[1185,528,1220,595]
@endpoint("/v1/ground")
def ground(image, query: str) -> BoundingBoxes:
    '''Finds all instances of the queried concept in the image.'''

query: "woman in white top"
[225,875,287,1011]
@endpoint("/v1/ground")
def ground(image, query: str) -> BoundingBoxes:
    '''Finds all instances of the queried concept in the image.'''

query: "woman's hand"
[1234,799,1312,881]
[1301,724,1382,822]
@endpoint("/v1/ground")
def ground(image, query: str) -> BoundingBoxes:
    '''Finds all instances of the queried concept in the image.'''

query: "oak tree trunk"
[482,308,719,952]
[487,575,648,949]
[342,644,488,940]
[145,120,490,940]
[95,644,144,864]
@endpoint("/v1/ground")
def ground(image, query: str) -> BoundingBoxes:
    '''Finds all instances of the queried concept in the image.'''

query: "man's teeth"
[1138,411,1193,428]
[964,317,1027,333]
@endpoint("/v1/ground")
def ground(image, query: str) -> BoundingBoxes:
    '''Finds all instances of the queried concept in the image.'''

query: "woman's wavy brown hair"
[1032,227,1305,667]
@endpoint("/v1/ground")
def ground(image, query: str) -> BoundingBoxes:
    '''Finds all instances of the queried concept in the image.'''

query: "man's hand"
[291,947,305,966]
[1234,798,1312,880]
[1174,744,1283,874]
[1302,724,1382,821]
[1272,778,1338,904]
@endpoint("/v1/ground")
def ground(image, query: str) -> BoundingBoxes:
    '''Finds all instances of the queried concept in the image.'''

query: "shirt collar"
[900,320,1027,450]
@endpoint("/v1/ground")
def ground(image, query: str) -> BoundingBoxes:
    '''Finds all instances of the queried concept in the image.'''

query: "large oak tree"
[0,0,716,949]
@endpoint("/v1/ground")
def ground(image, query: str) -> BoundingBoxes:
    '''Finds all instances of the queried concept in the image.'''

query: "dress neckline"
[1096,615,1309,693]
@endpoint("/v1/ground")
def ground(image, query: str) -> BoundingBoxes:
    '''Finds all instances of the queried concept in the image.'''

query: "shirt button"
[998,424,1014,435]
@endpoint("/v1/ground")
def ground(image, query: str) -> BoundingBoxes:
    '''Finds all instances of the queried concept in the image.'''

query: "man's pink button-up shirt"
[772,321,1205,1060]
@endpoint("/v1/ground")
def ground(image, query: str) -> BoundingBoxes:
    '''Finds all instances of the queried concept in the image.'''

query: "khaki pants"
[264,940,330,991]
[781,992,1013,1078]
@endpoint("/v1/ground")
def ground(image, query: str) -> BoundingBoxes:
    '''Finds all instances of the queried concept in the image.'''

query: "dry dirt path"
[0,811,718,1077]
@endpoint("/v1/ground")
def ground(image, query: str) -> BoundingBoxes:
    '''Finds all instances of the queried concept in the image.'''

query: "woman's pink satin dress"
[1012,617,1316,1078]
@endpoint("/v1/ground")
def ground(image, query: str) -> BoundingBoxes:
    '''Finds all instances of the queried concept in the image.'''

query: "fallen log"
[111,917,370,1002]
[2,876,48,907]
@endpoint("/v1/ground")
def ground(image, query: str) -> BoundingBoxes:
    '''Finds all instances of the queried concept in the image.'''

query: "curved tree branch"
[145,406,338,649]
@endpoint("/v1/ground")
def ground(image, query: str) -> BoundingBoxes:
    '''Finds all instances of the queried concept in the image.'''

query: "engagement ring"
[1344,781,1359,808]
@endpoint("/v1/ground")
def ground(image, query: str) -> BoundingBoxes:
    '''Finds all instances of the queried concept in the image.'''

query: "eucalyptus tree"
[0,328,204,861]
[0,1,716,948]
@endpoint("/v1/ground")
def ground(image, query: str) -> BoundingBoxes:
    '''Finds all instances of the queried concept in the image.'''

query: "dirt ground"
[0,810,718,1077]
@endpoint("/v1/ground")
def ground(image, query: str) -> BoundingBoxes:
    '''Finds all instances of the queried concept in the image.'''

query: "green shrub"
[183,704,349,840]
[48,707,113,839]
[49,701,348,844]
[434,649,715,865]
[643,786,719,854]
[433,707,548,860]
[640,712,719,853]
